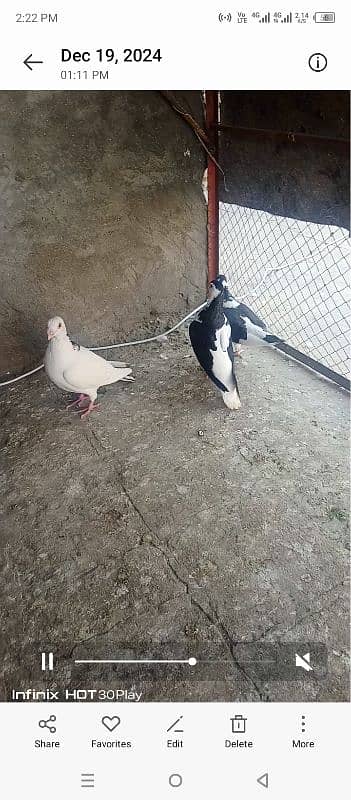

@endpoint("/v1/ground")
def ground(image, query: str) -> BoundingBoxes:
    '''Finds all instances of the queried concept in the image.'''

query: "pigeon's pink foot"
[234,344,244,359]
[66,393,88,410]
[80,402,100,420]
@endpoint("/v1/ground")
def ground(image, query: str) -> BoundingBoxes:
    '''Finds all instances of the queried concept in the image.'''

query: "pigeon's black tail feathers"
[263,334,283,344]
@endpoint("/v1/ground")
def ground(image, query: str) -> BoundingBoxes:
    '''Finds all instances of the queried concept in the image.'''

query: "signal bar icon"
[41,652,54,671]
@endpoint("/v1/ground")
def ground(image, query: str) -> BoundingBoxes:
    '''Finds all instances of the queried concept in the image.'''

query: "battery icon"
[313,12,335,22]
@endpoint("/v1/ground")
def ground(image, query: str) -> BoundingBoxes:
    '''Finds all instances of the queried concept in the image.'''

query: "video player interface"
[0,2,349,798]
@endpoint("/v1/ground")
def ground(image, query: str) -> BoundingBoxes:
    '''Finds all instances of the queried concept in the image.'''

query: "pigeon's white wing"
[63,346,131,391]
[219,323,231,352]
[236,301,267,331]
[210,324,235,391]
[110,360,127,367]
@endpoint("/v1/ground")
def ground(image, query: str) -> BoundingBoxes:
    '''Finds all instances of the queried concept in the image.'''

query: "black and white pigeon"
[189,277,241,410]
[44,316,134,418]
[213,274,282,356]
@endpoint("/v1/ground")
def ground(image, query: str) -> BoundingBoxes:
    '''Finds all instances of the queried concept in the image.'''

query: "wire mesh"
[219,202,350,380]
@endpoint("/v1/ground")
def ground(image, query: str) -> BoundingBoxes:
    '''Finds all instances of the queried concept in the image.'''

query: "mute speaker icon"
[295,652,313,672]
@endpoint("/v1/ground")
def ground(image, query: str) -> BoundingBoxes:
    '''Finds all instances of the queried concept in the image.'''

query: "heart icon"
[101,715,121,732]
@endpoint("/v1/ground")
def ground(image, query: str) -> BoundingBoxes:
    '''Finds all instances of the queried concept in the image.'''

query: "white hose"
[0,302,207,388]
[0,364,45,388]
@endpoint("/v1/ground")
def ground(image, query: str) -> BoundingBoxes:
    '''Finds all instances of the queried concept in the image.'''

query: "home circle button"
[169,773,183,788]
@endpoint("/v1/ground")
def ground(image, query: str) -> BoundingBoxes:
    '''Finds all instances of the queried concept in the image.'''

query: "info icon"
[308,53,327,72]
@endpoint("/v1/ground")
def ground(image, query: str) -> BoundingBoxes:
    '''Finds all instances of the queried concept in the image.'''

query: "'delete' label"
[225,739,254,748]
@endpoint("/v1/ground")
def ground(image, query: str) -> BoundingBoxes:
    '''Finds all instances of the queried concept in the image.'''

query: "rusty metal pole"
[205,91,219,283]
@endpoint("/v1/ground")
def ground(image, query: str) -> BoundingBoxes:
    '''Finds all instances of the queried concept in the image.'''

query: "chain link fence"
[219,202,350,383]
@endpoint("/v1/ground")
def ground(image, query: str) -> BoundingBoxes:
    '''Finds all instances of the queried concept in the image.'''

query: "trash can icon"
[231,714,247,734]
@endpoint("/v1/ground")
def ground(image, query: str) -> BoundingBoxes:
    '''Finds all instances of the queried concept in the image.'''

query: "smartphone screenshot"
[0,1,349,797]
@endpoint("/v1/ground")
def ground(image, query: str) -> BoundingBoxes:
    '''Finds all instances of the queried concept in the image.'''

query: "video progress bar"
[74,657,197,666]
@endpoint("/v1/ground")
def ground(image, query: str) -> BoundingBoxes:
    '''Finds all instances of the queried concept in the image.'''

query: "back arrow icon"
[24,54,44,71]
[257,772,269,789]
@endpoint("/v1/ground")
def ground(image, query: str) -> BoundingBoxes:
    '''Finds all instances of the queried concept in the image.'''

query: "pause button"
[41,652,54,671]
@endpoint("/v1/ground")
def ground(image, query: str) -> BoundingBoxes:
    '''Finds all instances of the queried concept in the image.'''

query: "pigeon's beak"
[47,330,54,341]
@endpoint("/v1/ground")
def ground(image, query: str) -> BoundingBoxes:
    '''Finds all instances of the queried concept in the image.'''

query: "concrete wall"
[0,91,207,372]
[219,91,350,229]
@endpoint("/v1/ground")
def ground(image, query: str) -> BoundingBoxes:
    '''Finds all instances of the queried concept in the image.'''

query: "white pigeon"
[44,316,134,418]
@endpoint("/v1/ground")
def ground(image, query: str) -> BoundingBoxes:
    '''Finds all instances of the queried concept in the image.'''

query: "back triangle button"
[257,772,269,788]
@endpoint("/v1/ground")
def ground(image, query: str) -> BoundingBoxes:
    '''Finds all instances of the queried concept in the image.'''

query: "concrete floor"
[0,334,349,702]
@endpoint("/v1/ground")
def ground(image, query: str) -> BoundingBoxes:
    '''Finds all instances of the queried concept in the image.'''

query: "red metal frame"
[205,91,219,283]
